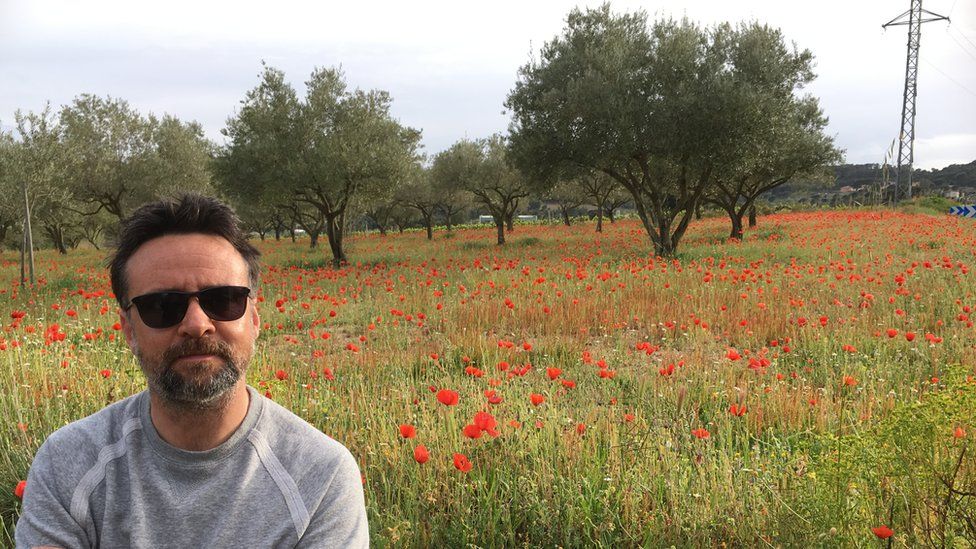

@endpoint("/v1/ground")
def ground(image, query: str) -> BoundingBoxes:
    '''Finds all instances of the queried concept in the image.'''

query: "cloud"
[914,134,976,170]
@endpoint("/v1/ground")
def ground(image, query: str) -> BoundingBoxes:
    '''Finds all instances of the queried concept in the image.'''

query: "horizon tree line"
[0,4,840,266]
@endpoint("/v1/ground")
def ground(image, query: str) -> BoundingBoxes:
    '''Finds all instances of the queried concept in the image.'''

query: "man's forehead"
[125,234,248,287]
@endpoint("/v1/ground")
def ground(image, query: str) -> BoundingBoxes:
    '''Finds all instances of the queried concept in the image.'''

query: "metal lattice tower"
[883,0,949,202]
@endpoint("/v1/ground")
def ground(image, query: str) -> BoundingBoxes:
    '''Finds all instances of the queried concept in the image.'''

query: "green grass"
[2,210,976,547]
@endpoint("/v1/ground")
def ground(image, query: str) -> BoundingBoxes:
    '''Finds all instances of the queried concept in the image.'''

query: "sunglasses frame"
[123,285,253,329]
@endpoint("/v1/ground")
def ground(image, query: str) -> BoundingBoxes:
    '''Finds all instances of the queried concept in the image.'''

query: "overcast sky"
[1,0,974,169]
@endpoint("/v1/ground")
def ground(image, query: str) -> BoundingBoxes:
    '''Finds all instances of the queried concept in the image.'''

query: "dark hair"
[108,194,261,307]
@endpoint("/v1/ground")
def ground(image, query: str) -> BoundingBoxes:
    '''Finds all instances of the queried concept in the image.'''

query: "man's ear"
[250,301,261,338]
[119,308,136,351]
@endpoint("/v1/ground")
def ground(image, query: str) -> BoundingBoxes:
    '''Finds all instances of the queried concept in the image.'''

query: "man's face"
[119,233,260,410]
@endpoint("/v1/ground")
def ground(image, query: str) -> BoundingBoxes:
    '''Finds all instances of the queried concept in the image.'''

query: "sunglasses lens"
[198,286,251,321]
[129,286,250,329]
[132,293,190,329]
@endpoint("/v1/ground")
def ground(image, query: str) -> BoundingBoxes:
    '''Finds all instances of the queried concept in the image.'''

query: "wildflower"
[473,411,498,436]
[954,426,967,439]
[399,424,417,439]
[453,453,472,473]
[462,424,483,439]
[729,404,747,417]
[692,428,710,439]
[726,349,741,361]
[99,369,112,379]
[413,445,429,464]
[530,393,545,406]
[14,480,26,499]
[436,389,459,406]
[274,369,288,381]
[871,525,894,539]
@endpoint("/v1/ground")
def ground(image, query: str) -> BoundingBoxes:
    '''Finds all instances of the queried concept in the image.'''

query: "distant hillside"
[765,159,976,202]
[833,160,976,189]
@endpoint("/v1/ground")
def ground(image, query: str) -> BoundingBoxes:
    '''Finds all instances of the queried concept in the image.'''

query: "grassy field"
[2,210,975,547]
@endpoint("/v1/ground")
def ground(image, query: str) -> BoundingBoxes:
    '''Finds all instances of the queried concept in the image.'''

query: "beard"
[134,337,251,411]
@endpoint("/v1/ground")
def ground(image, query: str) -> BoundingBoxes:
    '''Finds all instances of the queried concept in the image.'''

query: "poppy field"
[2,209,976,547]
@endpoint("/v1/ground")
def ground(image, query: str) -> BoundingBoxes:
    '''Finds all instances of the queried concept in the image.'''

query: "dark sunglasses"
[124,286,252,329]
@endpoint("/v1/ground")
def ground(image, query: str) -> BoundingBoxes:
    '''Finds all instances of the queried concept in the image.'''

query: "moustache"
[161,338,234,367]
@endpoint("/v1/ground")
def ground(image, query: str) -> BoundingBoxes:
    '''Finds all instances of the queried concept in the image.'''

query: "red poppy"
[462,424,483,439]
[274,369,288,381]
[729,404,746,417]
[413,445,429,464]
[546,367,562,380]
[692,428,710,439]
[473,411,497,433]
[399,424,417,439]
[871,525,894,539]
[453,453,472,473]
[954,426,967,439]
[99,369,112,379]
[726,349,741,361]
[14,480,26,499]
[436,389,459,406]
[530,393,545,406]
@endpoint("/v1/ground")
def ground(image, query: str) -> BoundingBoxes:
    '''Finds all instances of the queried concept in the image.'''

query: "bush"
[792,365,976,545]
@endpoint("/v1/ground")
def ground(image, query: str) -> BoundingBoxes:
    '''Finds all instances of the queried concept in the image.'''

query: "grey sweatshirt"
[15,385,369,548]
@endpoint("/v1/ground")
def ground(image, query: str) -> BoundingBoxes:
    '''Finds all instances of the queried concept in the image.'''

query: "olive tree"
[507,5,837,255]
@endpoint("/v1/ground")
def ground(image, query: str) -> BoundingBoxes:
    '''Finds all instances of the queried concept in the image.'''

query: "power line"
[949,26,976,54]
[945,30,976,63]
[920,56,976,99]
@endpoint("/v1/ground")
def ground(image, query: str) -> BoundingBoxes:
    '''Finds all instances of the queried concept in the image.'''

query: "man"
[16,194,369,548]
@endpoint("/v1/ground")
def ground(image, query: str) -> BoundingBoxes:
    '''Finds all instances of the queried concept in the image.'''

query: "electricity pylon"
[883,0,949,202]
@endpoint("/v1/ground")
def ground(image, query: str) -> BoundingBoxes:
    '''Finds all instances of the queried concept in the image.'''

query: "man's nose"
[177,297,216,338]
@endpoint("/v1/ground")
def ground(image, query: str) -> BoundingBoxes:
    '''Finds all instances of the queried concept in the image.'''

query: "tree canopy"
[506,4,840,255]
[217,64,422,266]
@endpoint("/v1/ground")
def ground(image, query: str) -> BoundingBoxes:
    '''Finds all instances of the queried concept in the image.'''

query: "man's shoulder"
[249,390,356,471]
[32,391,146,489]
[45,391,145,451]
